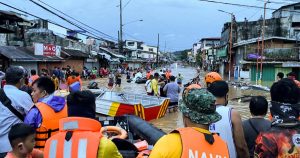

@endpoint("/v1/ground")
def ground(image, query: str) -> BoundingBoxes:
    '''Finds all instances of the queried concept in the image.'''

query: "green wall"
[251,65,276,82]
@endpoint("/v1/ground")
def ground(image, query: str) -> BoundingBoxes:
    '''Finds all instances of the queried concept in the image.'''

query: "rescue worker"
[24,77,67,150]
[149,88,229,158]
[44,90,122,158]
[204,72,222,88]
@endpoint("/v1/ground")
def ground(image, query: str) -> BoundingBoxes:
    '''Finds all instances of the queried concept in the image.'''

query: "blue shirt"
[0,85,33,153]
[163,82,180,103]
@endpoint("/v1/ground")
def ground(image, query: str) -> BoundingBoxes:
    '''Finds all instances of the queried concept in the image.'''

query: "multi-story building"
[200,38,220,72]
[218,3,300,83]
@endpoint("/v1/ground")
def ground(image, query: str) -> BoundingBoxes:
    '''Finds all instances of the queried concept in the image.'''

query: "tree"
[196,51,203,67]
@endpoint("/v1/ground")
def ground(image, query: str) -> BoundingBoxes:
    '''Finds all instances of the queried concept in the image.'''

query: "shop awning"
[0,46,64,62]
[62,48,89,58]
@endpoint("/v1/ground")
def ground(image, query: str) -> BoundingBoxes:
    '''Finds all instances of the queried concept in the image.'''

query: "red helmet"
[205,72,222,84]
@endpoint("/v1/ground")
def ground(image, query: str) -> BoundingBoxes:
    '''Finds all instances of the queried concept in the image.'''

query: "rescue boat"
[95,91,170,121]
[99,115,166,157]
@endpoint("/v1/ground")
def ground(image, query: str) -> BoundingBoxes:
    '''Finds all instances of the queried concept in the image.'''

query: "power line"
[36,0,117,40]
[198,0,300,13]
[123,0,133,9]
[0,1,109,41]
[27,0,116,41]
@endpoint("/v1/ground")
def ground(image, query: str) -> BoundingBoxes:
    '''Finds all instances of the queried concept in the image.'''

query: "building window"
[294,6,300,10]
[292,22,300,27]
[149,48,153,52]
[127,42,135,46]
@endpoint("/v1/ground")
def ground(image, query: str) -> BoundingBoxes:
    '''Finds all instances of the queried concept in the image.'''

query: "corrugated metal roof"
[99,47,125,59]
[62,48,89,58]
[0,46,64,62]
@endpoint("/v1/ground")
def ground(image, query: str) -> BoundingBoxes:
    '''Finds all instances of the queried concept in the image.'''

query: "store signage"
[34,43,61,56]
[282,62,300,67]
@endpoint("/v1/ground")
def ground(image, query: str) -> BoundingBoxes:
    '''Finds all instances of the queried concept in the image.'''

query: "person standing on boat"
[163,76,181,111]
[208,81,249,158]
[242,96,271,158]
[149,89,229,158]
[44,90,123,158]
[151,73,160,97]
[145,75,154,95]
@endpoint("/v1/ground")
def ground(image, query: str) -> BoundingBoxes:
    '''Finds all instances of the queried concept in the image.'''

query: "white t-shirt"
[0,85,34,153]
[209,105,236,158]
[145,80,152,93]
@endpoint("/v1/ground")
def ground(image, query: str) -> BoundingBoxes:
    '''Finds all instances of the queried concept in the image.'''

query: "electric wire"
[0,1,109,41]
[36,0,117,41]
[28,0,116,41]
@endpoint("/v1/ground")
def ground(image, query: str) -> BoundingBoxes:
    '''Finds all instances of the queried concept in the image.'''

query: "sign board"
[282,62,300,67]
[34,43,61,57]
[86,58,98,63]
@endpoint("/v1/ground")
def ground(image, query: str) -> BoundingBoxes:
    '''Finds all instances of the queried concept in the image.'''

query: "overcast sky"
[1,0,298,51]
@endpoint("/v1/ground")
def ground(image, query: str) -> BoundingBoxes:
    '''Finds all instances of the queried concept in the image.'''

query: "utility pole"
[256,36,260,85]
[219,10,234,81]
[259,0,268,85]
[157,33,160,67]
[119,0,123,55]
[229,14,233,81]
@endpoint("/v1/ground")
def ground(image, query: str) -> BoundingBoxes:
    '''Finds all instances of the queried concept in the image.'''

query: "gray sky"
[0,0,296,51]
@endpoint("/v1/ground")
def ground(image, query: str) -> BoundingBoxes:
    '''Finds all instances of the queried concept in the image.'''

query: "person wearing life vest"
[24,77,67,151]
[28,69,39,87]
[149,89,229,158]
[205,72,222,88]
[44,90,122,158]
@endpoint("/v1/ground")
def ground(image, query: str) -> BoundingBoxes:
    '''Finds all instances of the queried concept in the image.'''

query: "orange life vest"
[173,127,229,158]
[35,102,68,150]
[146,73,151,80]
[44,117,102,158]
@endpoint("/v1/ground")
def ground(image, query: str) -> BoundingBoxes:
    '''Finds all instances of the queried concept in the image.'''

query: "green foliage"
[172,49,192,61]
[196,53,203,67]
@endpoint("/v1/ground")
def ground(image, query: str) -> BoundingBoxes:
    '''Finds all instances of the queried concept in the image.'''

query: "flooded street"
[83,64,271,133]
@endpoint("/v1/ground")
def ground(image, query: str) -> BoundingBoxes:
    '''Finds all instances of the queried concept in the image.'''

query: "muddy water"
[83,64,271,133]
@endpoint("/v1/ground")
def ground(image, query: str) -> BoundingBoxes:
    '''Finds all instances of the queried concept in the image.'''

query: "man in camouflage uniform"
[149,89,229,158]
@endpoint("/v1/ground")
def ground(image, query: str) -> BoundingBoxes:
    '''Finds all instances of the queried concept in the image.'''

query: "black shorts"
[168,102,178,108]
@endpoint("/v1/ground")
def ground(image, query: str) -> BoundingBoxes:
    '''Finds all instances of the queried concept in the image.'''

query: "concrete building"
[218,3,300,83]
[200,38,221,72]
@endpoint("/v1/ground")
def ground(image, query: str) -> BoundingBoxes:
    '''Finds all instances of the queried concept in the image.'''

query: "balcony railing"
[244,48,299,61]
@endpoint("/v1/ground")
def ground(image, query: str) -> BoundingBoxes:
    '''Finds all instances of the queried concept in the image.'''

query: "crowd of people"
[150,71,300,158]
[0,65,299,158]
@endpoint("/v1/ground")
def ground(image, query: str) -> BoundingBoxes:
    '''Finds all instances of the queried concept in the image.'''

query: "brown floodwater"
[83,64,271,133]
